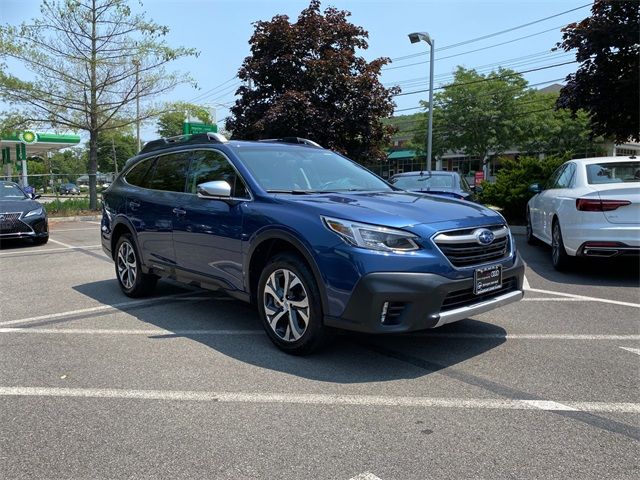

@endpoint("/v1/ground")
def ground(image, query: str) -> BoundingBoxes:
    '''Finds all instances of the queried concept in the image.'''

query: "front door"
[173,149,250,292]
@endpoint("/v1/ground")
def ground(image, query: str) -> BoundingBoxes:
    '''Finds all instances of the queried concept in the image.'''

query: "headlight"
[322,216,419,252]
[24,207,43,218]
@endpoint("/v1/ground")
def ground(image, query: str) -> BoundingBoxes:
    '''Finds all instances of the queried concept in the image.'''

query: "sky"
[1,0,592,142]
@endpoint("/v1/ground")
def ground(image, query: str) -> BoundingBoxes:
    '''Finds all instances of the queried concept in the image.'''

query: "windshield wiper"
[266,189,317,194]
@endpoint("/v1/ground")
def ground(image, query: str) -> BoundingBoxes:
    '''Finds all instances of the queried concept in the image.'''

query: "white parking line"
[50,228,99,232]
[523,298,595,302]
[0,387,638,413]
[0,328,636,341]
[349,473,383,480]
[48,238,76,248]
[619,347,640,356]
[525,287,640,309]
[0,328,263,335]
[0,293,209,327]
[0,245,102,256]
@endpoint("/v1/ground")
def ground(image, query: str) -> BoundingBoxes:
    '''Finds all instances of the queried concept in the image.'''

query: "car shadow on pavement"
[515,236,640,288]
[73,279,507,384]
[0,238,47,250]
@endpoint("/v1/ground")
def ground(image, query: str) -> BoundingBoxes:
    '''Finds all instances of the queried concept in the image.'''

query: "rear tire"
[114,233,158,297]
[257,253,328,355]
[551,219,571,271]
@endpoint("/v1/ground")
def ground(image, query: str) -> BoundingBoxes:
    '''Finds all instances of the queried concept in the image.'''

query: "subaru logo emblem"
[0,215,4,221]
[476,229,495,245]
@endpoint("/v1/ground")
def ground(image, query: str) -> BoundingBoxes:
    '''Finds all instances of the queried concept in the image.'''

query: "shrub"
[46,197,97,216]
[479,155,567,222]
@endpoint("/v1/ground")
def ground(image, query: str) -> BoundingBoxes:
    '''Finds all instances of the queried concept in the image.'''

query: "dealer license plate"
[474,265,502,295]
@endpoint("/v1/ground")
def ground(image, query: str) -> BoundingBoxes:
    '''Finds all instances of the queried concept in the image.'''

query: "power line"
[392,60,576,98]
[389,3,589,63]
[384,24,567,71]
[393,77,567,113]
[187,75,240,103]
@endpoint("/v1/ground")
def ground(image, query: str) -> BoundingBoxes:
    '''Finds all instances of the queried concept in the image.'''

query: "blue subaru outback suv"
[102,133,524,354]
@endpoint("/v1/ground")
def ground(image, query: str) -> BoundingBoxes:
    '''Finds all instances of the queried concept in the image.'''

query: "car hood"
[0,198,42,214]
[276,191,502,230]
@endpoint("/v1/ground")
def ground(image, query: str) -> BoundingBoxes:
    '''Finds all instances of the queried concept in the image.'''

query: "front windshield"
[0,183,28,199]
[233,146,392,193]
[391,174,455,190]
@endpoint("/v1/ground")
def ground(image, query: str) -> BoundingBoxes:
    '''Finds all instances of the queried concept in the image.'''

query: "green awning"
[387,149,417,160]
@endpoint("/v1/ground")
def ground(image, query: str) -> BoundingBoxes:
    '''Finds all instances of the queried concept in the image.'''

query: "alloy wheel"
[263,268,310,342]
[552,224,560,265]
[117,241,137,290]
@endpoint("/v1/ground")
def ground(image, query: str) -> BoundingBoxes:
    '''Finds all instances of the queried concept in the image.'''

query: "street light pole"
[408,32,435,173]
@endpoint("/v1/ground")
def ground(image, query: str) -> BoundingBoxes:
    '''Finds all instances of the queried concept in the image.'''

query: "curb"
[49,215,101,223]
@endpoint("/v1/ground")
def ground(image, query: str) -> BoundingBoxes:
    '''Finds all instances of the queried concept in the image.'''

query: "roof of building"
[387,149,417,160]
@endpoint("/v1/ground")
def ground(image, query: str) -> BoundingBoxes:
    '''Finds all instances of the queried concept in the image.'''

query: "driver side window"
[545,165,567,190]
[187,150,250,199]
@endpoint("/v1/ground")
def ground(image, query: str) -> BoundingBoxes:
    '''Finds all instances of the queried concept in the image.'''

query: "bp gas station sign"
[1,131,81,186]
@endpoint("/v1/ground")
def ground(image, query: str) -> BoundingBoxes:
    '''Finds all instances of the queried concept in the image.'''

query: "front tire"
[115,233,157,297]
[33,235,49,245]
[551,219,571,271]
[257,253,327,355]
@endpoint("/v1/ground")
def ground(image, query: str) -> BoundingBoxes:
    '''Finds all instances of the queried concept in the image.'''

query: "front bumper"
[324,254,524,333]
[0,214,48,240]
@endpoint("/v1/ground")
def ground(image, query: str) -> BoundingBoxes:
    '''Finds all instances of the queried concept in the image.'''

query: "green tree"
[96,129,137,173]
[226,0,398,164]
[0,0,197,209]
[427,67,528,166]
[517,91,600,156]
[556,0,639,143]
[156,102,213,137]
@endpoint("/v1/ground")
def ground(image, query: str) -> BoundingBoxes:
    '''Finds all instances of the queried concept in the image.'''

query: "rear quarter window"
[124,158,154,188]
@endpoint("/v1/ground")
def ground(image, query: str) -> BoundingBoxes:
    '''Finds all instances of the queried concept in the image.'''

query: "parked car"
[0,181,49,245]
[101,133,524,354]
[526,156,640,270]
[59,183,80,195]
[389,171,479,201]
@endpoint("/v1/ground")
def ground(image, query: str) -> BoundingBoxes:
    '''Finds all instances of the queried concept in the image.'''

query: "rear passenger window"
[124,158,154,188]
[187,150,250,199]
[146,153,191,192]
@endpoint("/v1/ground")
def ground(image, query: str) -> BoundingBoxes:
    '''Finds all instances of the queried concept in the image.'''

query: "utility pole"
[112,137,118,175]
[133,59,141,152]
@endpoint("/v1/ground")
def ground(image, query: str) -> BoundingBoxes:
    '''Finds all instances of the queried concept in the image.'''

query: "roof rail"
[139,132,227,155]
[258,137,323,148]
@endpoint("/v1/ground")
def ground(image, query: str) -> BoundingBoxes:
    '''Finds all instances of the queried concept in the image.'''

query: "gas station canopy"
[1,130,81,158]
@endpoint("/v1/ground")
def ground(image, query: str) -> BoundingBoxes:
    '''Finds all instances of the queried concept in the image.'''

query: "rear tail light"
[576,198,631,211]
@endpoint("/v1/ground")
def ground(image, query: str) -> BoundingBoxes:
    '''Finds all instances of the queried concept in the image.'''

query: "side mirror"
[528,183,542,194]
[197,180,232,199]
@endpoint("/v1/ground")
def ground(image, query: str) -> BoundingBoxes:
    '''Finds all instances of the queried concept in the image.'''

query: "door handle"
[173,207,186,217]
[129,200,141,210]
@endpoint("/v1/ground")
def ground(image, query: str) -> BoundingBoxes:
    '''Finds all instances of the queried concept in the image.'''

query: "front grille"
[441,277,518,312]
[0,213,31,235]
[433,225,511,267]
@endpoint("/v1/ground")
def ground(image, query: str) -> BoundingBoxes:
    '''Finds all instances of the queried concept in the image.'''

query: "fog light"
[380,301,389,324]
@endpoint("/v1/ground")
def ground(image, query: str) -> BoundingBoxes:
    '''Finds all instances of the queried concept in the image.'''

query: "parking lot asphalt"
[0,220,638,479]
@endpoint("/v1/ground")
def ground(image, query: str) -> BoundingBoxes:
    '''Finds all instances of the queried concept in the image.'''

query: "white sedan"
[526,156,640,270]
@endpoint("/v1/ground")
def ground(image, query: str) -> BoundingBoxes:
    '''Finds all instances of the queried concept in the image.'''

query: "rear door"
[173,149,250,291]
[132,152,190,269]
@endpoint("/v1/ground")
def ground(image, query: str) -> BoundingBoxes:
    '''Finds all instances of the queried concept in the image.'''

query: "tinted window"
[0,182,27,199]
[187,150,249,198]
[586,161,640,184]
[146,153,190,192]
[125,158,154,188]
[555,163,575,188]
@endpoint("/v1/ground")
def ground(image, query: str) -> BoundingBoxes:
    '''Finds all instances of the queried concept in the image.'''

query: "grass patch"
[46,197,101,217]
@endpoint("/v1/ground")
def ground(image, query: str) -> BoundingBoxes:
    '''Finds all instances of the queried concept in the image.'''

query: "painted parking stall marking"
[1,387,638,413]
